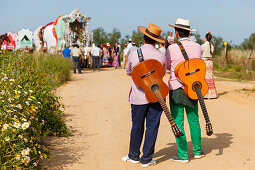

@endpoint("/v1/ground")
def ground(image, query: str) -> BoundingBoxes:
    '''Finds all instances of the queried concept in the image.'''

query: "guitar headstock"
[171,124,184,138]
[206,123,213,136]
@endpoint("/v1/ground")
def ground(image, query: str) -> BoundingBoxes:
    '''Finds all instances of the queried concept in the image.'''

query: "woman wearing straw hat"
[166,18,205,163]
[122,23,167,168]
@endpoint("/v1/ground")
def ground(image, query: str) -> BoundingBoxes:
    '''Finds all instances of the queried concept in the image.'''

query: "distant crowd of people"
[61,29,216,99]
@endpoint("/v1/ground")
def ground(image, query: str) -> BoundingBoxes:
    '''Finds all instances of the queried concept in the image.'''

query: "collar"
[179,37,190,41]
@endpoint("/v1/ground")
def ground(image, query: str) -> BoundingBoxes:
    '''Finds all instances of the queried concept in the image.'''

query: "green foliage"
[0,51,71,169]
[131,30,143,46]
[194,33,203,45]
[241,33,255,50]
[212,36,224,56]
[92,27,121,46]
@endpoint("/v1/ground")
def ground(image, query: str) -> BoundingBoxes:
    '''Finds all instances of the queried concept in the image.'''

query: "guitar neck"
[194,86,211,124]
[154,90,175,125]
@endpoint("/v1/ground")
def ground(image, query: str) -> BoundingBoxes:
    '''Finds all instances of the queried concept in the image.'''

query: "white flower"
[21,122,30,130]
[22,118,27,121]
[24,91,28,95]
[0,90,5,95]
[5,136,10,141]
[18,85,22,88]
[29,90,33,93]
[37,102,41,105]
[16,154,21,160]
[28,97,32,101]
[25,101,30,105]
[10,79,15,82]
[3,124,9,129]
[13,122,21,128]
[22,156,30,164]
[16,104,22,109]
[31,96,35,99]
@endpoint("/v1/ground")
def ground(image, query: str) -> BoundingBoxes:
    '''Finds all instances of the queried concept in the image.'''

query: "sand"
[42,68,255,170]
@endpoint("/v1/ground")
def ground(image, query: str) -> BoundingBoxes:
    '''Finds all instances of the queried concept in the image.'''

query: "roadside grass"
[0,51,72,169]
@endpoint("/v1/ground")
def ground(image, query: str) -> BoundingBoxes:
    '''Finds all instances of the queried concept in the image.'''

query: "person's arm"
[125,53,132,76]
[165,47,171,70]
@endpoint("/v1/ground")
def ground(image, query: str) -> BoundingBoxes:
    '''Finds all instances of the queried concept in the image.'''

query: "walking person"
[166,18,205,163]
[102,44,110,67]
[201,31,218,99]
[122,23,167,168]
[112,41,120,69]
[118,42,122,67]
[70,44,82,74]
[91,43,102,71]
[62,45,71,57]
[122,44,128,68]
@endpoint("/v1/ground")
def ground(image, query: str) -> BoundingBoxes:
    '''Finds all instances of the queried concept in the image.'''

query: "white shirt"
[91,46,101,56]
[127,42,132,51]
[70,47,81,57]
[159,46,166,54]
[201,41,214,58]
[189,35,197,42]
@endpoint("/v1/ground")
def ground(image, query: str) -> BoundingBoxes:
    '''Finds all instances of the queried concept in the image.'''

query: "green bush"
[0,51,72,169]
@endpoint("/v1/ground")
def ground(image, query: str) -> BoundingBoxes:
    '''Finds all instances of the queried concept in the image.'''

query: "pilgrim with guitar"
[166,18,213,163]
[122,23,183,168]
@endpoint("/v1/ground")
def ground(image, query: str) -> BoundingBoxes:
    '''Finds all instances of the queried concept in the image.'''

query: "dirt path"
[43,68,255,170]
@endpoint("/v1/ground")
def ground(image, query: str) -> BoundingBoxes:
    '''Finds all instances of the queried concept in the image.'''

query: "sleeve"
[165,47,171,70]
[125,53,132,76]
[70,49,73,56]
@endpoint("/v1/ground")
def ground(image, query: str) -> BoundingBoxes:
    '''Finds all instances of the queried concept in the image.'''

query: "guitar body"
[132,59,168,103]
[175,58,208,100]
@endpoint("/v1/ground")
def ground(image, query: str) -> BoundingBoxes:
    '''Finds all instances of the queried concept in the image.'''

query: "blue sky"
[1,0,255,45]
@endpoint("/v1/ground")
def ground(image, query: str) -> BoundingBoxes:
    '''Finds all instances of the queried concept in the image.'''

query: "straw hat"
[168,18,196,32]
[138,23,165,43]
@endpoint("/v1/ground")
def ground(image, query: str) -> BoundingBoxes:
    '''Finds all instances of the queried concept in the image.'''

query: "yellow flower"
[21,122,30,130]
[16,154,21,160]
[13,122,21,128]
[18,134,23,139]
[13,129,16,132]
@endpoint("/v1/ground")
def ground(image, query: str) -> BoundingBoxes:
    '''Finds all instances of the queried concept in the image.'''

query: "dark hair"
[175,28,190,38]
[205,33,213,55]
[143,34,156,44]
[73,44,79,48]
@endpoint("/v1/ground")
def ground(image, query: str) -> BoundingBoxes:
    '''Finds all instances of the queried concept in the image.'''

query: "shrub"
[0,51,72,169]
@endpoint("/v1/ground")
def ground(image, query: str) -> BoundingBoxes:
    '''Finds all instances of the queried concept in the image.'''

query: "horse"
[0,33,10,50]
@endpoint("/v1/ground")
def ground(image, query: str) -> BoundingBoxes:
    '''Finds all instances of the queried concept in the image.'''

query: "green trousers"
[170,103,202,160]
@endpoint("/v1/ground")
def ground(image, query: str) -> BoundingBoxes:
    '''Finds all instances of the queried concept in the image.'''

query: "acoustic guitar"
[131,49,183,138]
[174,42,213,136]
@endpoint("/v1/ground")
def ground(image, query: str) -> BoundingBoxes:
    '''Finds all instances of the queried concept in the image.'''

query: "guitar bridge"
[185,68,200,76]
[140,69,156,79]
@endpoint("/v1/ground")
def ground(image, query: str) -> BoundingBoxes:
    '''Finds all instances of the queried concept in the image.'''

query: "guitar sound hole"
[151,84,159,93]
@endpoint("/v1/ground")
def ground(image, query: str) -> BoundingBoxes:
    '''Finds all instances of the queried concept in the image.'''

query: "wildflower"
[5,136,10,141]
[17,90,21,94]
[24,138,28,143]
[25,101,30,105]
[28,97,32,101]
[10,79,15,82]
[3,124,9,129]
[29,90,33,93]
[16,104,22,109]
[21,122,29,130]
[37,102,41,105]
[14,94,20,99]
[13,129,16,132]
[18,134,23,139]
[18,85,22,88]
[22,156,30,164]
[22,118,27,121]
[33,162,38,166]
[24,91,28,95]
[0,90,5,95]
[14,122,21,128]
[16,154,21,160]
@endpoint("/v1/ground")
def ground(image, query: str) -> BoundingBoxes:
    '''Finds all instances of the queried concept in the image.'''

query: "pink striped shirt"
[166,38,202,90]
[126,44,167,105]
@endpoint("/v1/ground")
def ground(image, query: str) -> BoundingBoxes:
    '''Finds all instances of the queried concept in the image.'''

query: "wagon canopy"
[17,29,33,49]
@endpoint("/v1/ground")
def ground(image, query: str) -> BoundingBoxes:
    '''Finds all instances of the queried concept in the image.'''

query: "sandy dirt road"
[43,68,255,170]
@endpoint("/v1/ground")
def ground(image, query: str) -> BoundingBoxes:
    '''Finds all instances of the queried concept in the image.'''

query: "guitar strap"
[177,41,189,61]
[137,48,144,62]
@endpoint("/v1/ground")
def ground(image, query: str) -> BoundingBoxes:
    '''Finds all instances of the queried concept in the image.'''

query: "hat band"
[145,29,160,38]
[176,24,190,29]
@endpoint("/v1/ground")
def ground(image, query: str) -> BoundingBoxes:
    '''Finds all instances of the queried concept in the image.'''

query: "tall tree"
[107,28,121,46]
[241,33,255,50]
[131,30,143,46]
[92,27,108,45]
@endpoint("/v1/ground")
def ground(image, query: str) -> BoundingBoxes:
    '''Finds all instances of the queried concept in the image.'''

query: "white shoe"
[122,155,140,164]
[194,151,205,159]
[141,160,156,168]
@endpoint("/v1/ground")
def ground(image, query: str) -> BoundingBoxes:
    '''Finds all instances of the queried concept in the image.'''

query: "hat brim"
[138,26,165,43]
[168,24,196,32]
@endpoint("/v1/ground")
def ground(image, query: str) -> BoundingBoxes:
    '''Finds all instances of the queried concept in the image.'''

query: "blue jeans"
[92,56,100,71]
[72,56,81,73]
[128,102,163,164]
